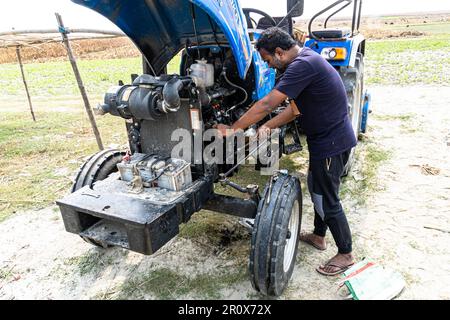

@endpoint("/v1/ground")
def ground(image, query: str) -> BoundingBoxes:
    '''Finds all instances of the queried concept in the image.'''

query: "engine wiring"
[221,67,249,115]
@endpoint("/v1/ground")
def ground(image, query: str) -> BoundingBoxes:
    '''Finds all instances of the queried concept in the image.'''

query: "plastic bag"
[338,259,406,300]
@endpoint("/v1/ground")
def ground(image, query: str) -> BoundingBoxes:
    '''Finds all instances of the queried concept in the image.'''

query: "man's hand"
[231,89,288,132]
[259,103,299,132]
[257,124,271,137]
[213,124,233,137]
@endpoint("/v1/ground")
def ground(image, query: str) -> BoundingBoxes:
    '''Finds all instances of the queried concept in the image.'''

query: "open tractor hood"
[72,0,253,78]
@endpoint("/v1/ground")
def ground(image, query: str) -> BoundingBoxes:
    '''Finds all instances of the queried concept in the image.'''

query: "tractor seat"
[311,29,351,39]
[257,16,292,33]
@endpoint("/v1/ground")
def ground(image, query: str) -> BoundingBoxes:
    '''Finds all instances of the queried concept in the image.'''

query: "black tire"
[249,173,302,296]
[72,149,126,192]
[341,52,364,177]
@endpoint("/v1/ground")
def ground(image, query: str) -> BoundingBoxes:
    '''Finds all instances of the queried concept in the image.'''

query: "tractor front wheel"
[71,148,126,248]
[249,173,302,296]
[72,149,126,192]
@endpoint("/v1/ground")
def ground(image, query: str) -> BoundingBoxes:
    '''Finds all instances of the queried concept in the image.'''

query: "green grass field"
[365,34,450,85]
[0,56,181,97]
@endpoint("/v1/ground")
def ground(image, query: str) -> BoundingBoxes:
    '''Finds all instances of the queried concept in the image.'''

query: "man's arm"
[263,102,300,129]
[230,89,288,131]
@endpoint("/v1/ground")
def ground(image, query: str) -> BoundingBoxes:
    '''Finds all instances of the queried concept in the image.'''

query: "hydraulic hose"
[221,67,248,115]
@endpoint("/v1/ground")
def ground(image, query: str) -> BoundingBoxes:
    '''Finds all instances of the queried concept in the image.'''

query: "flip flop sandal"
[316,262,355,276]
[299,233,327,251]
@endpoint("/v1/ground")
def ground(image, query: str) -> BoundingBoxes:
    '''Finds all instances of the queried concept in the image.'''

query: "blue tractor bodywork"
[304,34,365,68]
[252,51,276,100]
[360,91,371,134]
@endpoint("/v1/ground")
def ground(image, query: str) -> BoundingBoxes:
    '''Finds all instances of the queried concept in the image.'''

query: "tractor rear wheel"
[341,52,364,176]
[249,173,302,296]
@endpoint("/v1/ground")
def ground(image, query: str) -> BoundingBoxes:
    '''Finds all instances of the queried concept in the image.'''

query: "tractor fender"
[348,34,365,68]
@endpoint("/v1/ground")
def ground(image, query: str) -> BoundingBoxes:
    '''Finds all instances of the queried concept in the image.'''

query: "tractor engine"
[94,47,254,181]
[96,49,251,124]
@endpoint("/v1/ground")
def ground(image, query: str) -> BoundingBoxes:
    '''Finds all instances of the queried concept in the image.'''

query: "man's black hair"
[255,27,297,55]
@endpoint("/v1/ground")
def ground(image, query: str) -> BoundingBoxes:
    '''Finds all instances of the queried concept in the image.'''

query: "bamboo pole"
[0,29,125,37]
[55,13,104,150]
[15,46,36,121]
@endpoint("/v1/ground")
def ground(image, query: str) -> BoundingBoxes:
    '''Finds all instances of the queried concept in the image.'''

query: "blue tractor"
[57,0,369,296]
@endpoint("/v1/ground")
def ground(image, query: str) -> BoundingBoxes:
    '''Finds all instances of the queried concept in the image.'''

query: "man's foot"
[299,232,327,251]
[316,253,355,276]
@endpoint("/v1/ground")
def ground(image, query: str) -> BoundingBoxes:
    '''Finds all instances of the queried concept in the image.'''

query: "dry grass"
[0,37,140,64]
[295,12,449,40]
[362,29,425,39]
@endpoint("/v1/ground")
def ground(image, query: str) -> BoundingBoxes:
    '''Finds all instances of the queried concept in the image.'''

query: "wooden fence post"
[16,46,36,122]
[55,13,104,150]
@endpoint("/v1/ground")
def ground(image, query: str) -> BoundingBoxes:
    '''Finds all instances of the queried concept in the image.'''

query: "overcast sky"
[0,0,448,32]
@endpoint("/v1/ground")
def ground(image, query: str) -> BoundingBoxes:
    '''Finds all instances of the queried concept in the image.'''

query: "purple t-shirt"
[275,47,356,160]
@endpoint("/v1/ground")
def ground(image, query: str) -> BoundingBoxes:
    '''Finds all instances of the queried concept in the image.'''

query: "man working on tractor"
[215,27,356,276]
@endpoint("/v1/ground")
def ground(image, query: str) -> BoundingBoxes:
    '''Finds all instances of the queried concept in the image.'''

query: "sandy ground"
[1,85,449,300]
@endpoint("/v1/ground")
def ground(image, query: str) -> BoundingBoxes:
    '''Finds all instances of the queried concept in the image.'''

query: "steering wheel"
[242,8,277,29]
